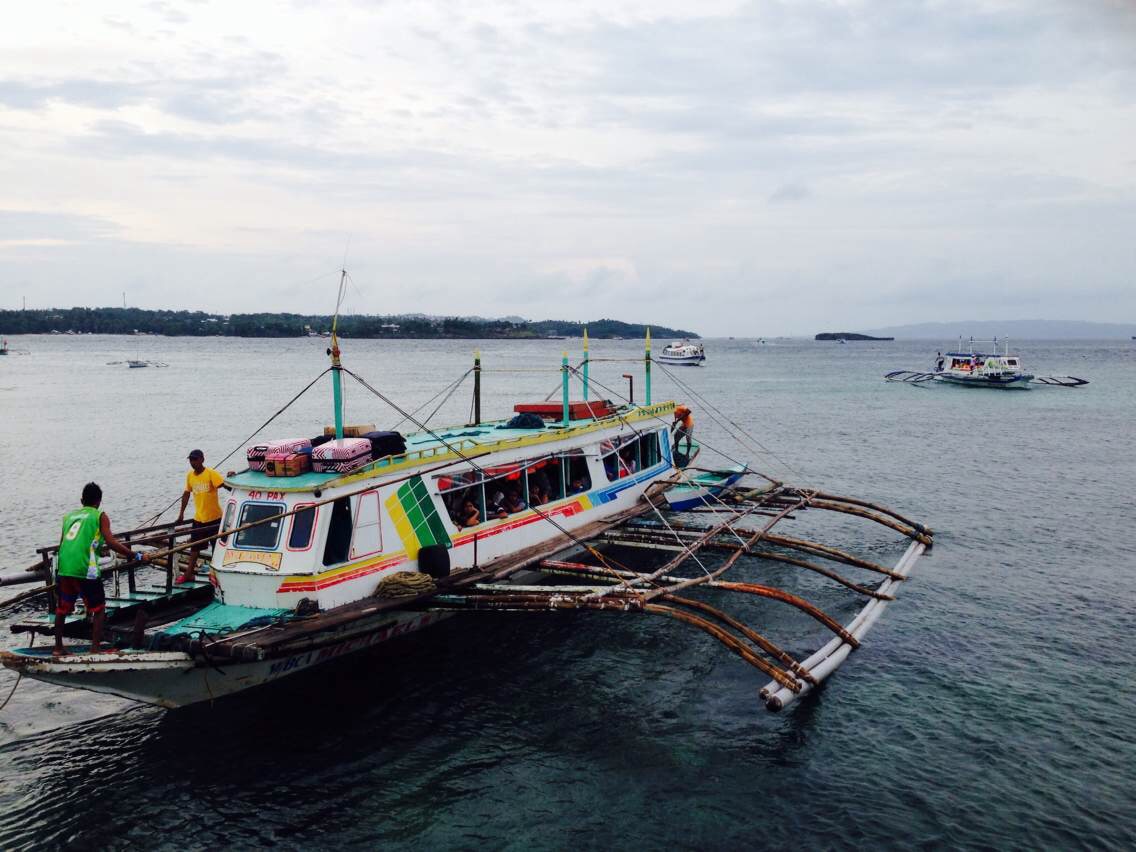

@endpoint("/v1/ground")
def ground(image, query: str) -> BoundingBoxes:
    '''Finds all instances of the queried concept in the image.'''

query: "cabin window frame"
[286,502,319,552]
[563,448,591,495]
[349,490,384,560]
[436,470,486,531]
[219,499,238,546]
[322,496,355,566]
[233,501,287,551]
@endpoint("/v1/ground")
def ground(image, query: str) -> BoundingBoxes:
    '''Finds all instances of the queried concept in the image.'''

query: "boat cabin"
[210,402,678,611]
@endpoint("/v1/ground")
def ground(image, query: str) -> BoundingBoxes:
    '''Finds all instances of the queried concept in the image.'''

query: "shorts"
[190,519,221,546]
[56,576,106,616]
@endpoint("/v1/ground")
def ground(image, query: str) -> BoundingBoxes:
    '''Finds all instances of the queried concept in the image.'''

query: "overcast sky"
[2,1,1134,335]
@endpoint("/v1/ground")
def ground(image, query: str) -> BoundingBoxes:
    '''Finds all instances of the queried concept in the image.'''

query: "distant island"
[0,307,697,340]
[861,319,1136,340]
[815,332,894,341]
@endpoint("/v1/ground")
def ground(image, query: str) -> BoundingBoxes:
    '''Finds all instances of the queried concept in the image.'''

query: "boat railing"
[349,407,664,479]
[10,519,211,614]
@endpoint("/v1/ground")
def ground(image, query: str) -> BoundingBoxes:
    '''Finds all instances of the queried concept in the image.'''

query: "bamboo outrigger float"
[1,276,932,713]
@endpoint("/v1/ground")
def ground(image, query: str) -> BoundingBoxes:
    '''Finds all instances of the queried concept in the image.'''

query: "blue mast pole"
[330,270,346,439]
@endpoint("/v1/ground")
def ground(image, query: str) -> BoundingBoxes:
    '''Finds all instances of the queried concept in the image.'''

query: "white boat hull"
[2,610,448,709]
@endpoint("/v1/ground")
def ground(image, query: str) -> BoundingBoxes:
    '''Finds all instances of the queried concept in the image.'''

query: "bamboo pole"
[643,603,800,691]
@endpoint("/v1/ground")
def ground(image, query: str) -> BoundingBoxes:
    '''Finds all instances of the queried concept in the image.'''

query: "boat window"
[524,459,556,508]
[436,470,485,530]
[287,503,317,551]
[219,499,237,546]
[322,497,354,565]
[642,431,661,468]
[564,448,591,494]
[350,491,383,559]
[234,502,285,550]
[601,436,636,482]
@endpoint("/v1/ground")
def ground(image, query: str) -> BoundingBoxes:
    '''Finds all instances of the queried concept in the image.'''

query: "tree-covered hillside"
[0,307,698,339]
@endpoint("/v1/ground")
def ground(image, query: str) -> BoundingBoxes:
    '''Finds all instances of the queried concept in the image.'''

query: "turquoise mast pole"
[582,328,589,401]
[561,351,570,427]
[329,270,346,439]
[645,327,652,406]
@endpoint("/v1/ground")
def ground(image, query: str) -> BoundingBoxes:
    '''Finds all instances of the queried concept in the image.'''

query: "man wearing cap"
[176,449,229,584]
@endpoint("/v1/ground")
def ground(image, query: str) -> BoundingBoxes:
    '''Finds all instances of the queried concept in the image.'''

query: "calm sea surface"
[1,335,1133,850]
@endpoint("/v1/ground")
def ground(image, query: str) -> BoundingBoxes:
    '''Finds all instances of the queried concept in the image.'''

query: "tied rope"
[0,634,34,712]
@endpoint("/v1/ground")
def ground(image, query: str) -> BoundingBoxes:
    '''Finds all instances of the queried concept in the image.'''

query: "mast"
[561,351,570,427]
[644,327,652,406]
[473,349,482,425]
[329,269,347,440]
[582,328,590,401]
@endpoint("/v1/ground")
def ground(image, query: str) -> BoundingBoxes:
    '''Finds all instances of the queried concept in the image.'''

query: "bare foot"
[91,647,118,655]
[52,646,68,658]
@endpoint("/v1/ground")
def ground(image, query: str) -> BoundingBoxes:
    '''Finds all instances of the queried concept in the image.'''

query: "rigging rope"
[653,361,804,479]
[344,368,639,586]
[389,368,472,432]
[136,367,333,527]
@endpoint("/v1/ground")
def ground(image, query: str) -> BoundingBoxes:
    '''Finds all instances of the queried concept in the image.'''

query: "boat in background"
[657,341,705,366]
[886,337,1089,389]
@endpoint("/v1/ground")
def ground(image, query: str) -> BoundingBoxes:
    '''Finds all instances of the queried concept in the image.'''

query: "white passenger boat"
[886,338,1088,389]
[3,282,934,714]
[931,338,1033,388]
[657,341,705,366]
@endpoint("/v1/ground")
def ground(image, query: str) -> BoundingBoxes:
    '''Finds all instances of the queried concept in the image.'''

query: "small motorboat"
[664,465,748,511]
[657,341,706,366]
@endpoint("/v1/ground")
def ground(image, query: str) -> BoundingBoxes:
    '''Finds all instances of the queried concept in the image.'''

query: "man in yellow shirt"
[176,449,229,584]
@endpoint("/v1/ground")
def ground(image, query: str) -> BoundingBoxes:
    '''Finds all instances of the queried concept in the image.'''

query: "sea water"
[0,335,1133,849]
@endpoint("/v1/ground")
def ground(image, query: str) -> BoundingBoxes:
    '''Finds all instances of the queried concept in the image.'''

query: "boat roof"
[227,400,676,493]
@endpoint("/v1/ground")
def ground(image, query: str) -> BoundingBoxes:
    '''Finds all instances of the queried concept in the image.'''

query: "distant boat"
[127,360,149,369]
[657,341,706,366]
[886,337,1088,389]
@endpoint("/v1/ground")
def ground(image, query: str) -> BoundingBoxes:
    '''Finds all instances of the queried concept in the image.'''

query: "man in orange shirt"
[672,405,694,463]
[175,449,229,584]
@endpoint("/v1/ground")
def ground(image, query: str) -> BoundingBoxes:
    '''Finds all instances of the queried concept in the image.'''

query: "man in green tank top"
[54,482,144,657]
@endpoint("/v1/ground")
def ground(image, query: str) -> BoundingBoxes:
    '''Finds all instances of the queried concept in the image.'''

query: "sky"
[1,0,1135,336]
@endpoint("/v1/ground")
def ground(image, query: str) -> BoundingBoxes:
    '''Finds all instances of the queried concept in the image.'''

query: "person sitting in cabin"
[672,405,694,461]
[459,498,481,528]
[503,486,526,513]
[487,488,509,520]
[175,449,231,585]
[568,475,587,495]
[529,482,549,506]
[54,482,147,657]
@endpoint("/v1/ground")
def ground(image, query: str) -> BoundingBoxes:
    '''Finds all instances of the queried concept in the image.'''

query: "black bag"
[501,413,545,430]
[361,430,407,458]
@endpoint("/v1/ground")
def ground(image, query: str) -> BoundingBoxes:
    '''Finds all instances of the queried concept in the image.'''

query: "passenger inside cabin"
[487,488,509,520]
[529,482,549,506]
[568,476,587,495]
[459,498,480,528]
[503,487,526,513]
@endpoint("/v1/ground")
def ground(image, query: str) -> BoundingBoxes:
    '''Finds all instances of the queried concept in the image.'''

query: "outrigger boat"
[657,340,705,366]
[885,337,1088,389]
[2,278,932,713]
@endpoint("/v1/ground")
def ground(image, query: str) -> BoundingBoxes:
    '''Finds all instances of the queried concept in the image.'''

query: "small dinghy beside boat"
[663,465,748,511]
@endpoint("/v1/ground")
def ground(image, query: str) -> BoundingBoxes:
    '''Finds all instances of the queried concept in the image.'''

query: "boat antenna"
[329,269,348,439]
